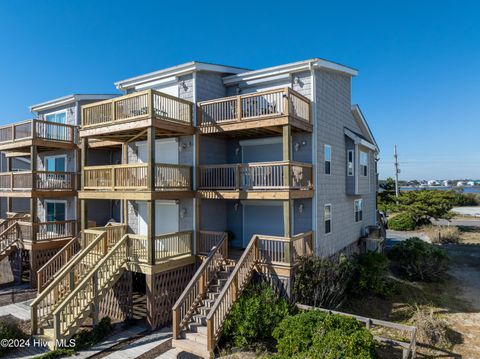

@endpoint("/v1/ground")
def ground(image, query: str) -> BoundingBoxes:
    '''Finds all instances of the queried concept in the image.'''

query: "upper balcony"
[0,120,77,151]
[80,90,194,141]
[80,163,193,200]
[198,161,313,199]
[198,88,312,135]
[0,171,77,197]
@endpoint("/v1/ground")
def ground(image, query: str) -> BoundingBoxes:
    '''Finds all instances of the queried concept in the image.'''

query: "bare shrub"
[423,225,460,244]
[410,306,456,347]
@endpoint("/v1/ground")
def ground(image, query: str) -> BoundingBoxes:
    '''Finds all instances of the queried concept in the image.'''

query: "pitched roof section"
[30,94,118,113]
[351,105,379,153]
[222,58,358,85]
[114,61,250,91]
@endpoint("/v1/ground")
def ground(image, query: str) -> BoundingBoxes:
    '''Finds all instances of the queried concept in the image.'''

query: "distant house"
[467,181,476,186]
[456,181,466,187]
[427,180,440,186]
[442,180,451,187]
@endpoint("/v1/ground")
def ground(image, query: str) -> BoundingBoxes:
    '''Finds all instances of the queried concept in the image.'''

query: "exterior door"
[138,200,179,236]
[46,201,66,233]
[45,111,66,140]
[242,202,283,247]
[137,139,179,164]
[45,156,66,172]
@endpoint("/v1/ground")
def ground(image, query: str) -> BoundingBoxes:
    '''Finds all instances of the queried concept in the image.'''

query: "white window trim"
[45,199,68,221]
[44,154,67,172]
[354,199,363,223]
[324,144,332,175]
[324,203,332,235]
[44,109,67,123]
[347,150,354,176]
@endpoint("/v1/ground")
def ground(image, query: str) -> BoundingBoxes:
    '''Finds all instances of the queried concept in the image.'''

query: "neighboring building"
[467,180,476,186]
[427,180,440,186]
[442,180,451,187]
[1,59,379,355]
[0,94,116,287]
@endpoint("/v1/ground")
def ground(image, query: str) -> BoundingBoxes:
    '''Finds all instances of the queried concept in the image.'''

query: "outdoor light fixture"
[180,80,188,91]
[180,208,187,218]
[233,203,240,212]
[235,147,241,156]
[298,203,304,214]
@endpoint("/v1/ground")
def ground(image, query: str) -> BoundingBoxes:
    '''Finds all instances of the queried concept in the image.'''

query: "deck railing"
[0,120,76,144]
[0,171,77,191]
[83,163,191,191]
[199,161,313,190]
[198,230,228,255]
[17,220,77,242]
[127,230,193,264]
[204,232,313,352]
[198,88,310,126]
[82,89,193,127]
[173,232,228,339]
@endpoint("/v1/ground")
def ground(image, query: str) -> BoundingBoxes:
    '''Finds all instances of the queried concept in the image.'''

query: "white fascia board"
[223,58,358,86]
[115,62,248,91]
[134,76,177,91]
[30,94,118,113]
[344,128,377,151]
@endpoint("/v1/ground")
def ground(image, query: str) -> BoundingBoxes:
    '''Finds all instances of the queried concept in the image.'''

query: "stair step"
[192,314,207,326]
[182,331,207,346]
[206,291,219,301]
[187,322,208,335]
[197,306,211,316]
[172,338,210,359]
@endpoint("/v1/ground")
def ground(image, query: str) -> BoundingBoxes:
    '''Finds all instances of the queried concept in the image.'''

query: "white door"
[138,200,179,236]
[136,139,179,164]
[154,83,178,97]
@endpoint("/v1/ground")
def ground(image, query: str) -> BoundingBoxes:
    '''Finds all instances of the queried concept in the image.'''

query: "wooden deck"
[197,161,313,199]
[80,90,194,140]
[0,171,77,197]
[0,119,77,151]
[198,88,312,135]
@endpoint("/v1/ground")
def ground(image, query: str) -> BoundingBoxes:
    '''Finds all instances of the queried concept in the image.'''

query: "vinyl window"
[347,150,354,176]
[354,199,363,222]
[324,204,332,234]
[324,145,332,175]
[360,151,368,177]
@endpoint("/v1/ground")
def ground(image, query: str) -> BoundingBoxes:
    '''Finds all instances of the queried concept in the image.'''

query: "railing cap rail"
[172,233,227,311]
[199,160,313,168]
[0,119,33,130]
[198,87,292,107]
[30,230,108,307]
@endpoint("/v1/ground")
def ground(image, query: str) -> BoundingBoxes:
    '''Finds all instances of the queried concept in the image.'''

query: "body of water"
[400,186,480,194]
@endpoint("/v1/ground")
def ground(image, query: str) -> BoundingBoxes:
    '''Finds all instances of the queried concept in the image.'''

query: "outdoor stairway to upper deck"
[31,224,127,348]
[0,221,21,261]
[172,231,313,358]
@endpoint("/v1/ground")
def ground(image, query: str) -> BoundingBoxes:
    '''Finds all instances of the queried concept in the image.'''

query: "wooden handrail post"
[235,164,241,190]
[31,303,38,334]
[284,88,290,115]
[91,272,99,325]
[53,313,61,346]
[207,320,214,353]
[236,95,242,121]
[173,307,180,339]
[111,100,116,122]
[111,167,115,190]
[148,89,154,117]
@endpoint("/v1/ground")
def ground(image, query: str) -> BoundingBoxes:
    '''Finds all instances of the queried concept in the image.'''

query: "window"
[45,111,66,124]
[347,150,354,176]
[360,151,368,176]
[45,155,66,172]
[324,204,332,234]
[354,199,363,222]
[324,145,332,175]
[45,110,67,140]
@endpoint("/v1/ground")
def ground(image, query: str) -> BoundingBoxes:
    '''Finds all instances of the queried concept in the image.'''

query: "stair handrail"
[172,232,228,338]
[36,236,81,293]
[0,222,19,254]
[205,234,259,352]
[30,229,107,333]
[51,233,129,343]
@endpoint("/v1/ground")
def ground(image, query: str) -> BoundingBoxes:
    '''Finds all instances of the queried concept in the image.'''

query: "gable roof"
[30,94,118,113]
[114,61,249,91]
[351,105,379,153]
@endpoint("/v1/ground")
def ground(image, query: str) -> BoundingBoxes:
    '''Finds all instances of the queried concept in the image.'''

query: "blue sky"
[0,0,478,180]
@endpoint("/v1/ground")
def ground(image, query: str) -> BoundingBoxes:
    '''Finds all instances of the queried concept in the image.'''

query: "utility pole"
[394,145,400,201]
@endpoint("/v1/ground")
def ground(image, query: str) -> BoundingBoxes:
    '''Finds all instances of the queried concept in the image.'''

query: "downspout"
[309,61,318,254]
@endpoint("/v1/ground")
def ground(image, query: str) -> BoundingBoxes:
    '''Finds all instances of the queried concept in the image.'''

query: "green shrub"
[33,348,75,359]
[387,237,449,281]
[292,255,353,309]
[0,319,27,355]
[272,311,377,359]
[388,212,417,231]
[221,283,289,349]
[350,252,393,297]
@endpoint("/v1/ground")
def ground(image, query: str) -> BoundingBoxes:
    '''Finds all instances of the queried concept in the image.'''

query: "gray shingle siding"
[314,69,376,257]
[195,72,227,103]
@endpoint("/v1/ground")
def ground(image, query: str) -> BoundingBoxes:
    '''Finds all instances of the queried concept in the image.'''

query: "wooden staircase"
[31,224,127,347]
[172,231,314,358]
[0,222,20,261]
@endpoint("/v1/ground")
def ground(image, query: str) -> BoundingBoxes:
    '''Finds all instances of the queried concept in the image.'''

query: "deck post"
[80,137,88,190]
[6,157,12,211]
[31,145,37,190]
[282,124,291,188]
[147,126,155,191]
[147,200,155,265]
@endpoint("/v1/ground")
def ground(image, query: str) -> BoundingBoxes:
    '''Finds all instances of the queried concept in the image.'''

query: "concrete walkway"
[0,300,31,321]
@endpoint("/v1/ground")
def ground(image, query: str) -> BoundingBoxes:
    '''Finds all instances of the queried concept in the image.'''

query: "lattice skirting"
[0,250,22,286]
[146,264,195,330]
[29,248,61,288]
[99,271,133,322]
